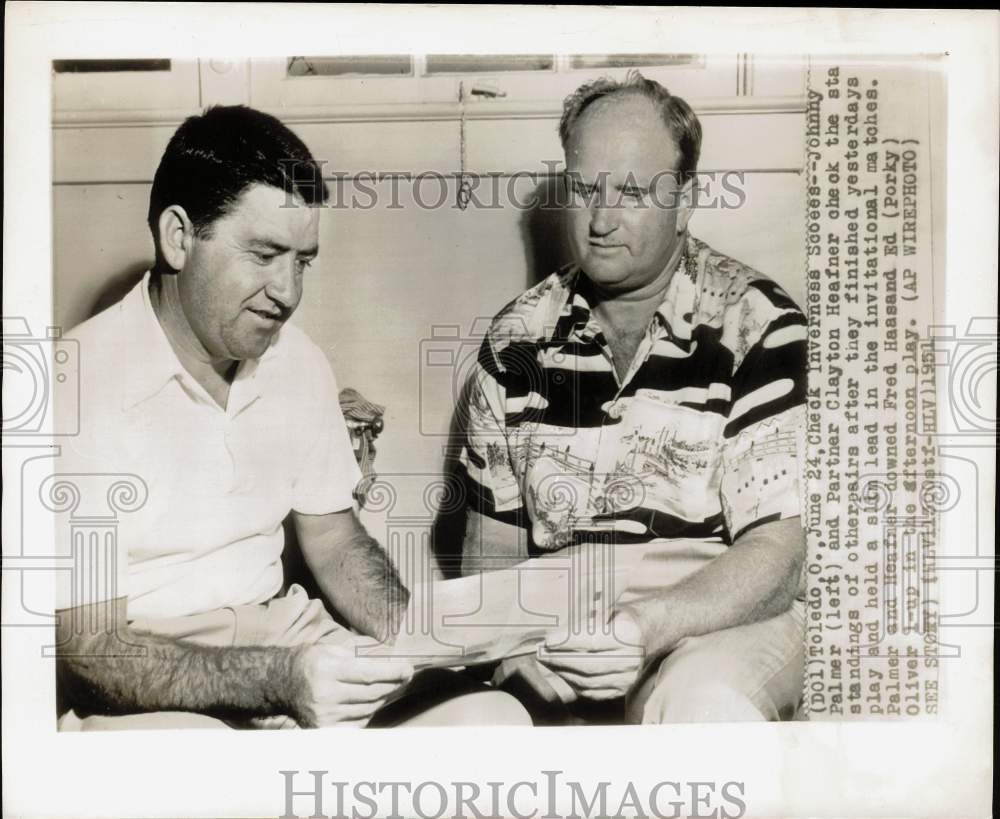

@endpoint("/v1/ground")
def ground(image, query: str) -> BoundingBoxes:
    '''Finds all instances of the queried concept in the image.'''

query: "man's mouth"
[247,307,284,323]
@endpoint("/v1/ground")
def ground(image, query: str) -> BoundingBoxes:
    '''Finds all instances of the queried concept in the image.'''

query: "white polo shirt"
[55,273,361,620]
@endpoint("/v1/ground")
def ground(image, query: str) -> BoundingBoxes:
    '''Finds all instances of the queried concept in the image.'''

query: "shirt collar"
[120,272,188,410]
[120,272,273,411]
[553,233,701,347]
[550,269,595,343]
[653,233,701,343]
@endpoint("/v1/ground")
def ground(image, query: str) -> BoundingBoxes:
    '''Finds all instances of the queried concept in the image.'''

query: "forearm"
[58,627,303,720]
[308,532,409,641]
[620,518,805,658]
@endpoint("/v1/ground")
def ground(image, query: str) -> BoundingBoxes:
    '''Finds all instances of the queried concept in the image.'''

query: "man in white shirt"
[55,105,528,730]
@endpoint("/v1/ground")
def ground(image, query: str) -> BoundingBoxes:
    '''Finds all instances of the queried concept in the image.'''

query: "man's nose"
[589,202,619,237]
[265,257,301,310]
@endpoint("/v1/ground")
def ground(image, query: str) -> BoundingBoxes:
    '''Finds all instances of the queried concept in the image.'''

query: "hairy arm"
[293,508,409,641]
[56,597,304,720]
[619,517,806,659]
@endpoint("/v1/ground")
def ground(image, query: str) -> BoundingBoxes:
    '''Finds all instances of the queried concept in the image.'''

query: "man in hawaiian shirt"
[458,73,807,724]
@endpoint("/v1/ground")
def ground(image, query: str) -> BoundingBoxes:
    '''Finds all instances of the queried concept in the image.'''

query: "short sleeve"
[291,354,362,515]
[458,339,526,523]
[720,310,808,541]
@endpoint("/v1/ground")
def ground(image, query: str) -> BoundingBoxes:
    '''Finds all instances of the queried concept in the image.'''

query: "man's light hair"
[558,70,702,184]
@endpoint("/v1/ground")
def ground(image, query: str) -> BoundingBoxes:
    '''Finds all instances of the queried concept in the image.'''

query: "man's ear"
[675,175,696,235]
[157,205,194,272]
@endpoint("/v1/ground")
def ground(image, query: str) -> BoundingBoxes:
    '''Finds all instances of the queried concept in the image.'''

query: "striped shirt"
[460,233,807,555]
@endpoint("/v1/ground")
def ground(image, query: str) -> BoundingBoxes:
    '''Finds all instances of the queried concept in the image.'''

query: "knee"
[468,690,534,726]
[402,690,533,727]
[626,653,771,725]
[638,679,767,724]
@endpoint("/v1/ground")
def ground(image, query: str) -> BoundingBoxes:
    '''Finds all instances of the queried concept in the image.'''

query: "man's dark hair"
[148,105,328,265]
[558,71,702,183]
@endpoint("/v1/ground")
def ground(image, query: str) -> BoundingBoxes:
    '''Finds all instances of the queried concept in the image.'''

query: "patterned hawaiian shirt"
[459,233,807,555]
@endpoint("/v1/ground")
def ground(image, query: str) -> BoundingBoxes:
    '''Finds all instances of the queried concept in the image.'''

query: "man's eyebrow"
[247,239,318,257]
[247,239,290,253]
[615,181,650,194]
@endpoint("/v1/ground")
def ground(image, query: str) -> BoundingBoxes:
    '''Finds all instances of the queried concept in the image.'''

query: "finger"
[337,680,406,704]
[344,634,385,650]
[324,635,408,659]
[311,647,414,684]
[545,642,643,658]
[549,669,638,692]
[545,634,642,654]
[551,609,643,650]
[538,652,641,677]
[494,654,542,681]
[313,700,385,725]
[338,657,414,685]
[575,687,630,701]
[339,719,370,728]
[314,716,369,729]
[549,625,643,651]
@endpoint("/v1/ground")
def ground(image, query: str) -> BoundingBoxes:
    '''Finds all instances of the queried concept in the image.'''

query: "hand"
[493,653,578,704]
[536,608,645,701]
[292,636,413,728]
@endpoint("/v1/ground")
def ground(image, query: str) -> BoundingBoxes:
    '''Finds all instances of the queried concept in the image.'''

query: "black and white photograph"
[2,5,995,819]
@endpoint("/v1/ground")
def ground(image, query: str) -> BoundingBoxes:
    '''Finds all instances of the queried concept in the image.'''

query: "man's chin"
[580,259,632,289]
[229,331,279,361]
